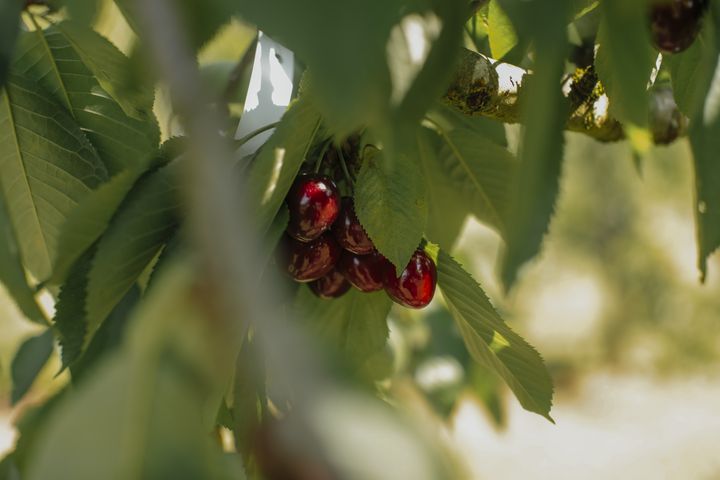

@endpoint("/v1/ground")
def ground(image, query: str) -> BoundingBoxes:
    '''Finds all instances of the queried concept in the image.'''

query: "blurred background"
[2,5,720,479]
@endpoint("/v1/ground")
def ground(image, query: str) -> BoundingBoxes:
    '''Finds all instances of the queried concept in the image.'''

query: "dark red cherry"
[649,0,708,54]
[281,234,340,282]
[385,250,437,309]
[309,268,351,299]
[338,251,392,292]
[332,197,374,254]
[286,173,341,242]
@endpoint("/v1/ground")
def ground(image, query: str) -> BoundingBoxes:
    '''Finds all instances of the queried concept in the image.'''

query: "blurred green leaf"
[294,287,393,367]
[417,128,468,251]
[0,73,108,281]
[0,191,47,325]
[85,161,182,345]
[500,0,571,290]
[232,333,266,464]
[27,265,244,480]
[437,249,554,421]
[355,144,427,270]
[487,0,517,59]
[245,97,321,235]
[114,0,238,49]
[0,0,21,87]
[595,0,656,132]
[10,329,54,405]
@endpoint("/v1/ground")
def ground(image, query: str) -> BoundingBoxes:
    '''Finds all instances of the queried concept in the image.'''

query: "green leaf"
[0,0,21,86]
[354,144,427,270]
[294,287,393,366]
[500,0,571,290]
[232,333,266,464]
[0,191,47,325]
[13,23,159,174]
[245,97,322,235]
[53,247,94,368]
[432,117,515,236]
[0,73,108,281]
[69,286,139,382]
[51,21,154,120]
[666,10,718,120]
[85,161,182,344]
[437,249,554,421]
[595,0,656,131]
[487,0,518,60]
[27,265,244,480]
[417,128,468,250]
[114,0,238,49]
[10,329,54,405]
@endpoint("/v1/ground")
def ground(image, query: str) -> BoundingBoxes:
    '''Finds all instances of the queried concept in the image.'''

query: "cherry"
[649,0,708,54]
[332,197,374,254]
[280,234,340,282]
[338,251,393,292]
[385,249,437,309]
[309,268,351,299]
[286,173,340,242]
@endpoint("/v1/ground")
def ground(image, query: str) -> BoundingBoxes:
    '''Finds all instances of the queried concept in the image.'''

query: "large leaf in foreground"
[437,249,554,421]
[14,24,159,175]
[354,145,427,270]
[0,74,107,280]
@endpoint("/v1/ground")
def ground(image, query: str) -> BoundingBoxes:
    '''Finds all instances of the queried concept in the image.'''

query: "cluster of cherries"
[278,173,437,309]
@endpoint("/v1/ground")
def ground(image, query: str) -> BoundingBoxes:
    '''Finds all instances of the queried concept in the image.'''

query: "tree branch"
[444,48,688,144]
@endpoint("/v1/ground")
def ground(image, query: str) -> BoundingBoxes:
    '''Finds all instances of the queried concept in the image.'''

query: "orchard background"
[0,0,719,479]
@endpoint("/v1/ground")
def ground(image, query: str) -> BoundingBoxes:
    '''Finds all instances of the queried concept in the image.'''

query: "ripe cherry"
[332,197,374,254]
[309,268,351,299]
[385,250,437,309]
[339,251,392,292]
[286,173,340,242]
[280,234,340,282]
[649,0,708,54]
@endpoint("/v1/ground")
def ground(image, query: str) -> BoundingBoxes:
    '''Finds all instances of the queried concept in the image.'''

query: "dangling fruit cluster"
[278,158,437,309]
[649,0,709,54]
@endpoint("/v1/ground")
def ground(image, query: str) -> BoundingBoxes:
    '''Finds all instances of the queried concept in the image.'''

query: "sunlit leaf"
[437,249,554,421]
[0,74,108,280]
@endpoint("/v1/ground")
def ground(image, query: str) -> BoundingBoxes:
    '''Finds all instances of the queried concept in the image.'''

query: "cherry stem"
[314,140,331,173]
[337,146,354,184]
[234,121,280,147]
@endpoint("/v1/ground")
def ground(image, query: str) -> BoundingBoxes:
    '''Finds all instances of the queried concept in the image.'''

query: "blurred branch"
[445,47,688,144]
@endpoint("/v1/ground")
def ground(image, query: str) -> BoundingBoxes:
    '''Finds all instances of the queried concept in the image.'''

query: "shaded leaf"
[354,145,427,270]
[0,0,22,86]
[500,0,571,289]
[11,329,54,405]
[595,0,656,131]
[0,73,107,280]
[437,249,554,420]
[53,247,94,368]
[294,287,392,366]
[417,128,468,251]
[13,23,159,175]
[432,118,515,236]
[232,333,266,463]
[85,161,182,344]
